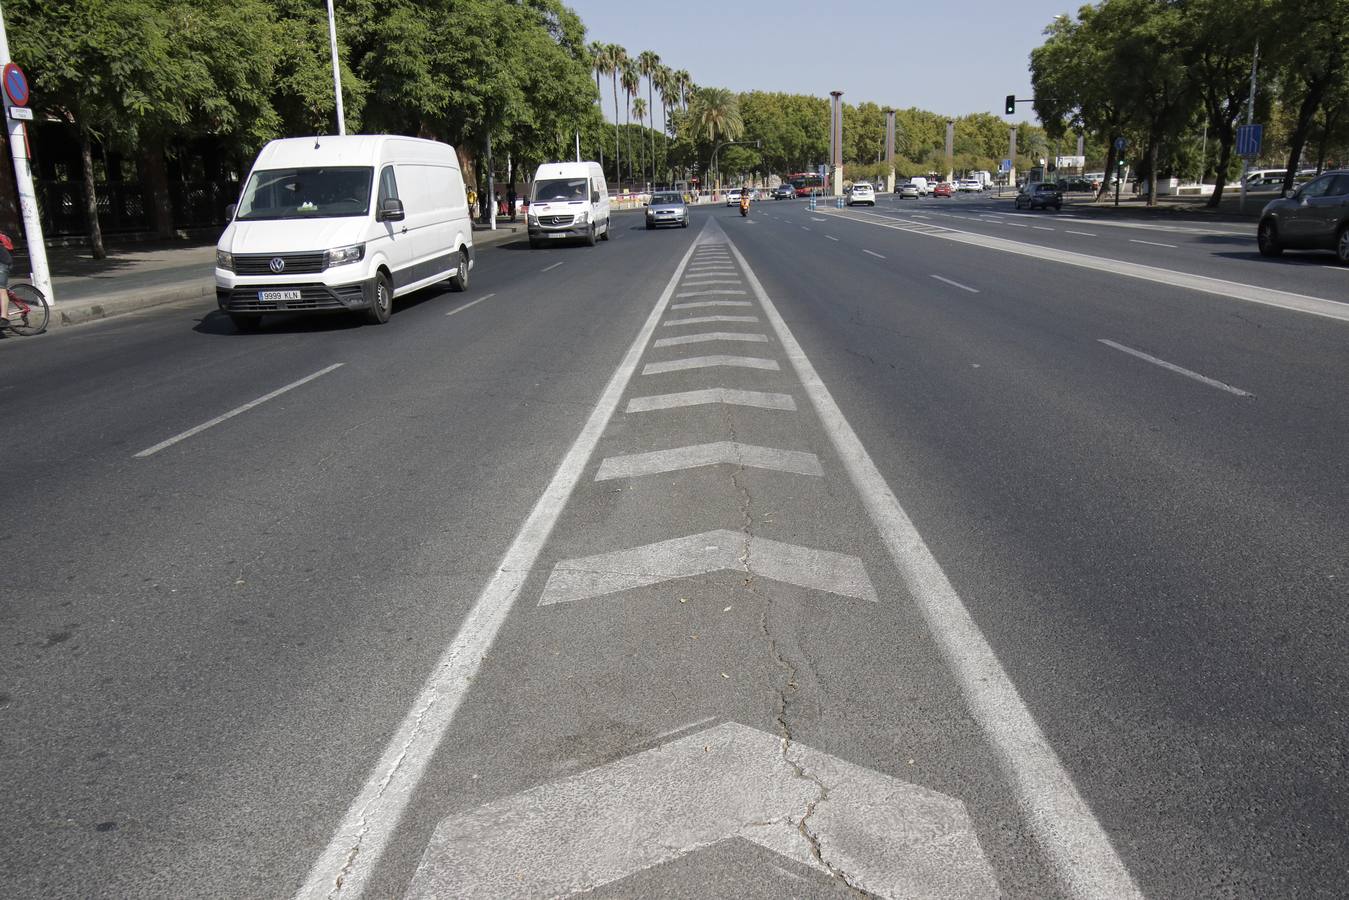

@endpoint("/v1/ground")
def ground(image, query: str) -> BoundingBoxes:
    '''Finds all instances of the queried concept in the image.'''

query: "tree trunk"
[611,73,621,190]
[1097,143,1118,202]
[79,126,106,260]
[1283,77,1328,194]
[139,143,175,240]
[1208,130,1235,206]
[1147,138,1158,207]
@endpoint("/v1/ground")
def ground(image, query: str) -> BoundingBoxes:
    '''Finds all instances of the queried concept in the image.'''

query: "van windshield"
[534,178,589,202]
[236,166,374,220]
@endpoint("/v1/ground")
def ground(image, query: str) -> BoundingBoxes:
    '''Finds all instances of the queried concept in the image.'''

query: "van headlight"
[576,210,589,224]
[216,250,234,272]
[325,243,366,268]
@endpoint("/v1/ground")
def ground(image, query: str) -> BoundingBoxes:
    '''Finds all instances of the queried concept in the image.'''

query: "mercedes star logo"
[269,257,285,273]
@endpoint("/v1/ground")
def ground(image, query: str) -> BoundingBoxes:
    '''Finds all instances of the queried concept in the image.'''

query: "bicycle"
[1,283,50,336]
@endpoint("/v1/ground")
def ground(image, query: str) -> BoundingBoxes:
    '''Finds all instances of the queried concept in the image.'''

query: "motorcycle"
[739,196,750,217]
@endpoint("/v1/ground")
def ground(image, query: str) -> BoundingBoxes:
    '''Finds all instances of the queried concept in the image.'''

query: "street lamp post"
[0,3,53,303]
[326,0,345,135]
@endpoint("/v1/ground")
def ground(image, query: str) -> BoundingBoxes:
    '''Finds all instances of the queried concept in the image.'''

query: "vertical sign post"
[326,0,345,135]
[0,10,52,304]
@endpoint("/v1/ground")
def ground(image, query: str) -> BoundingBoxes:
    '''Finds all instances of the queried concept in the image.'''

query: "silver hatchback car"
[1257,169,1349,264]
[646,191,689,229]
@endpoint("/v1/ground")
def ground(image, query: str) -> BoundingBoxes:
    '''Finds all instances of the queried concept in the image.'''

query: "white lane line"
[675,289,749,298]
[1321,266,1348,272]
[725,226,1144,900]
[626,388,796,413]
[134,364,344,458]
[653,331,769,348]
[662,315,759,327]
[1066,231,1097,237]
[802,226,812,231]
[1031,226,1055,231]
[294,229,714,900]
[1097,339,1253,397]
[444,292,496,317]
[826,235,839,242]
[863,249,886,259]
[594,441,823,481]
[1129,239,1177,249]
[1003,222,1028,227]
[670,300,753,309]
[930,274,980,293]
[811,216,827,222]
[541,261,565,272]
[642,355,780,375]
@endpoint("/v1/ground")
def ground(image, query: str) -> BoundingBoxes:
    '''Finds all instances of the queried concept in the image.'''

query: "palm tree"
[588,42,612,172]
[637,51,661,189]
[632,97,648,180]
[689,87,744,190]
[608,44,628,187]
[621,60,640,184]
[674,70,693,111]
[653,64,674,185]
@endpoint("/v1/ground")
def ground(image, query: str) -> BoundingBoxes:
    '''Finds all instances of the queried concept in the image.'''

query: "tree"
[638,50,661,189]
[1272,0,1349,193]
[632,97,647,179]
[688,87,743,187]
[608,44,627,185]
[620,59,640,183]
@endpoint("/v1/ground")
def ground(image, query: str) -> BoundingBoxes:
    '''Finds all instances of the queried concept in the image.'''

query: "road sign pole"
[0,8,53,304]
[326,0,345,135]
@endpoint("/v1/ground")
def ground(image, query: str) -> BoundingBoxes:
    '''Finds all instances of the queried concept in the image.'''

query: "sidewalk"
[16,221,530,329]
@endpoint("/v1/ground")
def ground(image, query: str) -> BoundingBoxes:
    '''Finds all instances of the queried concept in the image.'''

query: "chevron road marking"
[670,300,754,309]
[662,315,760,326]
[625,388,796,413]
[594,441,822,481]
[652,331,768,348]
[538,530,876,606]
[404,722,997,899]
[641,355,781,375]
[675,289,749,298]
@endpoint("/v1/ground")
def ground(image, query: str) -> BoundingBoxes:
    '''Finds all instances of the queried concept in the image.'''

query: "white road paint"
[626,388,796,413]
[444,292,495,317]
[802,226,812,231]
[1032,226,1055,231]
[134,364,344,458]
[541,261,565,272]
[641,355,780,375]
[293,226,717,900]
[863,249,886,259]
[826,235,839,241]
[819,207,1349,322]
[538,530,875,606]
[674,289,749,298]
[1129,239,1177,249]
[680,279,744,287]
[931,274,980,294]
[594,441,823,481]
[670,300,754,310]
[811,216,827,222]
[1098,339,1253,397]
[405,721,996,899]
[661,315,760,326]
[1066,231,1097,237]
[652,331,768,348]
[725,231,1145,900]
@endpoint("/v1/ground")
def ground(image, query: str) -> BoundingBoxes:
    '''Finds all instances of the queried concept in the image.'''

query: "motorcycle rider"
[739,186,751,216]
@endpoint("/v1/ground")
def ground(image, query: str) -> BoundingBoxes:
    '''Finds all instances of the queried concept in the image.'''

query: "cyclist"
[0,231,12,328]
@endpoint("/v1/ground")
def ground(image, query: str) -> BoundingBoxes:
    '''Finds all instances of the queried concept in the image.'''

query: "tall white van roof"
[534,161,603,180]
[254,135,458,169]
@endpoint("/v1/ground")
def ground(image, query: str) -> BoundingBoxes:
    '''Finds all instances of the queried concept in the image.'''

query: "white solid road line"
[541,261,565,272]
[1032,226,1055,231]
[931,274,980,293]
[294,227,713,900]
[134,364,344,458]
[725,233,1144,900]
[641,355,780,375]
[1098,339,1254,397]
[445,292,496,317]
[1129,239,1178,249]
[863,249,886,259]
[1066,230,1097,237]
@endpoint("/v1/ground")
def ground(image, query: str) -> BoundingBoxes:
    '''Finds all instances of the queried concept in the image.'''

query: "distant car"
[1014,181,1063,210]
[645,191,688,229]
[897,183,920,199]
[847,183,876,206]
[724,188,744,207]
[957,178,982,192]
[1257,168,1349,263]
[932,182,953,198]
[773,185,795,200]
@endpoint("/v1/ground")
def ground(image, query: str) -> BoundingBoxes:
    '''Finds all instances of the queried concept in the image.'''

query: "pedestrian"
[507,185,517,222]
[467,186,478,217]
[0,231,12,328]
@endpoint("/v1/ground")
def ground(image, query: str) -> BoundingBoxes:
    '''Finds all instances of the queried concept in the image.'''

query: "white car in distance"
[847,183,876,206]
[957,178,983,192]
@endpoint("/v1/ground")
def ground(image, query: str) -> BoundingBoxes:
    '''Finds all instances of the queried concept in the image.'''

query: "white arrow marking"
[675,289,749,298]
[595,442,822,481]
[538,530,875,606]
[653,331,768,348]
[642,355,780,375]
[662,315,760,326]
[404,721,997,899]
[626,389,796,413]
[670,300,754,309]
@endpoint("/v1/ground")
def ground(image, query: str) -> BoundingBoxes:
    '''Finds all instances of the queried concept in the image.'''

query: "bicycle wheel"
[8,283,50,336]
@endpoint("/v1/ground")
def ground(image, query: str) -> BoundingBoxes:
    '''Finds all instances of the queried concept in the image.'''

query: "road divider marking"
[811,216,827,221]
[670,300,753,310]
[653,331,768,348]
[134,364,344,459]
[1129,239,1177,249]
[294,226,718,900]
[539,530,875,606]
[931,275,980,293]
[826,235,839,241]
[641,355,780,375]
[541,261,565,272]
[595,441,823,481]
[625,388,796,413]
[662,315,760,327]
[1032,226,1055,231]
[1066,230,1097,237]
[444,292,495,317]
[1097,339,1253,397]
[680,278,743,286]
[863,249,886,259]
[802,226,812,231]
[725,231,1145,900]
[674,289,749,298]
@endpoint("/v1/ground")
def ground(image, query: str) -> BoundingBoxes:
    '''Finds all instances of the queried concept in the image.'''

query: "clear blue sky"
[571,0,1074,128]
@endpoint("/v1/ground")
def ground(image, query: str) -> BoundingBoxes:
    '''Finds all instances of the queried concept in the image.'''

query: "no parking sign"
[3,62,30,107]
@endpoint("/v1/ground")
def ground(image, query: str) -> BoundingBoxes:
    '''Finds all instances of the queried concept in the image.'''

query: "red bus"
[787,172,825,197]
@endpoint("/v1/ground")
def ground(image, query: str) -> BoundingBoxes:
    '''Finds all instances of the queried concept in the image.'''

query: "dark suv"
[773,184,795,200]
[1015,181,1063,210]
[1257,169,1349,264]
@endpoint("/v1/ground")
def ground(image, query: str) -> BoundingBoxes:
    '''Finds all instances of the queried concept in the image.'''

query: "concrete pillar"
[830,91,844,196]
[945,120,955,185]
[884,108,896,193]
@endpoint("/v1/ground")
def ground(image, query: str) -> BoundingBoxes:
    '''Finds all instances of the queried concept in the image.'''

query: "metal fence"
[34,179,238,237]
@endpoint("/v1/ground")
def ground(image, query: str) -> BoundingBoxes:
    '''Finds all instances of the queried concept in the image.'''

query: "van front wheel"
[449,248,470,292]
[366,271,393,324]
[599,219,611,241]
[585,224,597,247]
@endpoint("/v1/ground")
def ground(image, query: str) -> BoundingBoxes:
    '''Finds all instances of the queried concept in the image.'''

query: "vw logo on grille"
[269,257,286,273]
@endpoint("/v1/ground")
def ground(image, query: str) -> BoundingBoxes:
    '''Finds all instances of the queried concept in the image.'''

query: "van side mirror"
[225,203,237,220]
[379,198,405,222]
[591,191,600,204]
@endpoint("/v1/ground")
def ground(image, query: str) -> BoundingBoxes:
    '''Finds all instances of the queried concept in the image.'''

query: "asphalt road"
[1,199,1346,899]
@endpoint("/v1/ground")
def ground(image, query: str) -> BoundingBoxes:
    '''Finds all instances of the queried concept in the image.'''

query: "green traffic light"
[1005,94,1015,115]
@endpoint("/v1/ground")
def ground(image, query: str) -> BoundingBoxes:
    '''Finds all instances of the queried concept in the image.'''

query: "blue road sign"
[1236,123,1264,158]
[1000,158,1012,172]
[2,63,29,107]
[1113,136,1126,151]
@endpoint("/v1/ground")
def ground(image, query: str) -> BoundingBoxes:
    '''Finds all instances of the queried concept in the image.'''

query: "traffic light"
[1005,94,1016,115]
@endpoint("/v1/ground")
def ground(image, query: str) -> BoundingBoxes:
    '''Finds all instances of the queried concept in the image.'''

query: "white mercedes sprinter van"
[216,135,474,330]
[527,161,611,247]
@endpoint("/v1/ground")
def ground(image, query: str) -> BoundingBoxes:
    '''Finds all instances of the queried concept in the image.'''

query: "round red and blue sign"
[3,63,30,107]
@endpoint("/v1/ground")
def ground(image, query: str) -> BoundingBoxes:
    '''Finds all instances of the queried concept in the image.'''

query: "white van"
[527,161,611,247]
[907,176,929,195]
[215,135,474,330]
